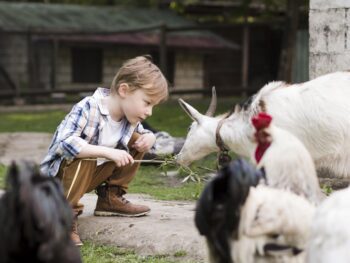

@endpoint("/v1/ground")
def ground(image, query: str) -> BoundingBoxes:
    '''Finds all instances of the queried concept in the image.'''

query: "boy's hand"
[106,148,134,167]
[132,133,156,152]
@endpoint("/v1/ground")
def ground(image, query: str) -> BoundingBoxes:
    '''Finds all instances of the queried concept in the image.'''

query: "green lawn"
[0,97,237,135]
[0,110,67,133]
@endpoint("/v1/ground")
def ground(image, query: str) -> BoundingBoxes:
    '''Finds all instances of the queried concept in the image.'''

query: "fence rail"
[0,86,254,101]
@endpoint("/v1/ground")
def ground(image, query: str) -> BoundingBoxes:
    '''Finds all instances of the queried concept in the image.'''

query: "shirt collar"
[93,87,110,116]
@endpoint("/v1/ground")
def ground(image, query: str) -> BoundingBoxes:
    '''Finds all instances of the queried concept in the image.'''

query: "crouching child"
[40,55,168,246]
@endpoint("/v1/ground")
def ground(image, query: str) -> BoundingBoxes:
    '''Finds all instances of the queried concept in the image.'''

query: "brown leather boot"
[94,184,150,217]
[71,215,83,246]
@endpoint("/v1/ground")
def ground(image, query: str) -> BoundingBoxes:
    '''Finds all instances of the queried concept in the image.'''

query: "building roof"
[0,2,239,50]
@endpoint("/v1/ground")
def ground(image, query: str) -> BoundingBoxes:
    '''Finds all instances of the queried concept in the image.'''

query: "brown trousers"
[56,133,144,214]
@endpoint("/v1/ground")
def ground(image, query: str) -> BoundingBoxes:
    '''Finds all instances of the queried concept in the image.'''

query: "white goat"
[177,71,350,178]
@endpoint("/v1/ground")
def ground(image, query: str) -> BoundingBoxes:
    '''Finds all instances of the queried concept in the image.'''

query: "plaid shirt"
[40,87,151,177]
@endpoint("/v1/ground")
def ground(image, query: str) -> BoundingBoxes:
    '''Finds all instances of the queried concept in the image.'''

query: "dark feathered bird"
[195,158,316,263]
[0,160,82,263]
[195,159,262,263]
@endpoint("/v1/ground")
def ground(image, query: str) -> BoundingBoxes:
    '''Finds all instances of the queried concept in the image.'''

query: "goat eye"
[187,126,191,132]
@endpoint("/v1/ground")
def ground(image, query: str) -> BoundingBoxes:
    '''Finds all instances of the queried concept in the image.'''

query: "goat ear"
[178,99,203,123]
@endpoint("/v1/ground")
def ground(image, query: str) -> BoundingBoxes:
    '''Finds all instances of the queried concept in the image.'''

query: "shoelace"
[72,220,78,234]
[119,196,130,204]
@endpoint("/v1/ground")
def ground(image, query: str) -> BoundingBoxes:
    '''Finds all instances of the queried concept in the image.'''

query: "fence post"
[159,23,167,77]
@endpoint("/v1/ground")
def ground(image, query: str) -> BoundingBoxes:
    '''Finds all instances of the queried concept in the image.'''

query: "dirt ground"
[0,132,208,262]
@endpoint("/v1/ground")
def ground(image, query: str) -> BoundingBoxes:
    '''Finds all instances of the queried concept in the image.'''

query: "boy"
[40,55,168,246]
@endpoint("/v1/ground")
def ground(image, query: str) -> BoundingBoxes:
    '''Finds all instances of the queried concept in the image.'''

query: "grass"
[0,164,6,189]
[0,97,238,135]
[0,110,67,133]
[321,184,333,196]
[147,97,240,137]
[130,166,205,201]
[81,241,195,263]
[129,151,220,201]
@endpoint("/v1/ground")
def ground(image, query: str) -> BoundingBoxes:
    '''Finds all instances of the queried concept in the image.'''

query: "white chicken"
[306,186,350,263]
[251,112,325,204]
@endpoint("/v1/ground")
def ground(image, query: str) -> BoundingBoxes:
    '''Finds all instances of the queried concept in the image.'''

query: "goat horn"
[205,86,217,117]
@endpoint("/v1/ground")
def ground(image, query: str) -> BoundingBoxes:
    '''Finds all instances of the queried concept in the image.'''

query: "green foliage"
[0,164,7,189]
[169,0,309,24]
[4,0,162,6]
[321,184,333,196]
[81,241,194,262]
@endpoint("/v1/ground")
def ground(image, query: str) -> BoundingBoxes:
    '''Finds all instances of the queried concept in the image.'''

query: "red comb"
[251,113,272,131]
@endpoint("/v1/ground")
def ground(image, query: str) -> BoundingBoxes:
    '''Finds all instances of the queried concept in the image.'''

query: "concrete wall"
[309,0,350,79]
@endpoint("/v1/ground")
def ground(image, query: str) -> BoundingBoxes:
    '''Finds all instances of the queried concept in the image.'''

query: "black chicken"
[0,160,82,263]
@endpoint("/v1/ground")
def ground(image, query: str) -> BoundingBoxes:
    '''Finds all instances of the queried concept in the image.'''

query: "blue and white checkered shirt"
[40,87,151,177]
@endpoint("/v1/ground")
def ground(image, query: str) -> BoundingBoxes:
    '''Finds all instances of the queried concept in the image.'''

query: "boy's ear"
[118,83,130,98]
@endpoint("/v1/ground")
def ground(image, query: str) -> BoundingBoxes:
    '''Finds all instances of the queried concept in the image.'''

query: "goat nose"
[175,153,184,164]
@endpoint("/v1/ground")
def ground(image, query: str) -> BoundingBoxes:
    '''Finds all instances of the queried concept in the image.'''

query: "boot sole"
[93,210,150,217]
[75,241,83,247]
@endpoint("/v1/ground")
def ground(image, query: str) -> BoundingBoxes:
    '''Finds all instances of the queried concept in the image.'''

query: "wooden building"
[0,2,239,101]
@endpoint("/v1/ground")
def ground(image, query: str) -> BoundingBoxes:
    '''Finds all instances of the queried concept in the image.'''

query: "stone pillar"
[309,0,350,79]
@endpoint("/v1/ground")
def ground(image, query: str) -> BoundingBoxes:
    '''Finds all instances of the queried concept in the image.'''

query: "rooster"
[195,159,315,263]
[0,160,81,263]
[251,113,325,204]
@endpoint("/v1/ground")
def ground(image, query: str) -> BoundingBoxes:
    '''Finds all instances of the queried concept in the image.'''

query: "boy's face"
[119,84,159,125]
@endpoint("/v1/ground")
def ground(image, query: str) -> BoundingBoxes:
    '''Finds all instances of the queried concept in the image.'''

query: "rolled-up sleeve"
[135,123,152,135]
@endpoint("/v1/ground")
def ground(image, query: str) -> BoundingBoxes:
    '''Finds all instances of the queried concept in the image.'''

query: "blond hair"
[111,55,169,103]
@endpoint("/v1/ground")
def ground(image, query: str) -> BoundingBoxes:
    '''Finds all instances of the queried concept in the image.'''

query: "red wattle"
[255,142,271,163]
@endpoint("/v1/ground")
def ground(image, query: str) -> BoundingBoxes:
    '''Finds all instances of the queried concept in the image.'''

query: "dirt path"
[79,194,206,261]
[0,132,53,165]
[0,132,207,262]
